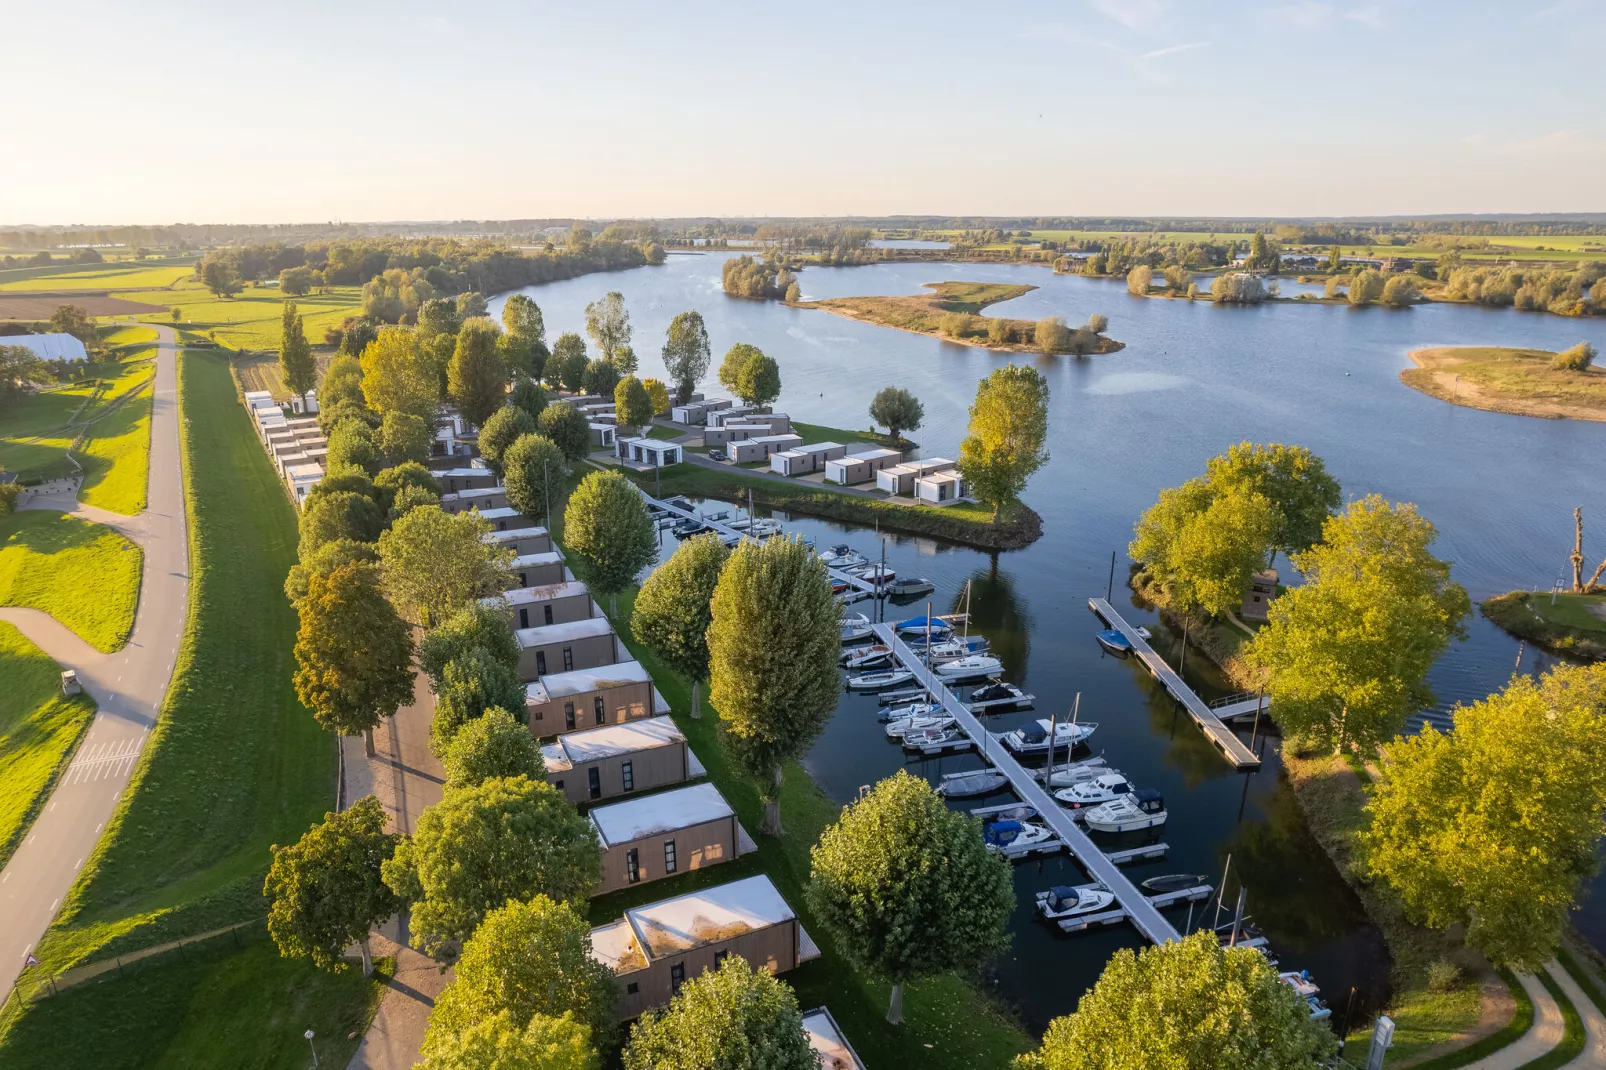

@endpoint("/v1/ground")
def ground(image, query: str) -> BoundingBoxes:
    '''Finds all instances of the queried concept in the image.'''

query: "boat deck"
[1087,598,1261,770]
[873,623,1181,946]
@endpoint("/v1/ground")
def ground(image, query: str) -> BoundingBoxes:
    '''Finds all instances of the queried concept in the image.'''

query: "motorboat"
[671,518,706,537]
[839,613,874,642]
[967,681,1030,710]
[820,544,868,569]
[979,804,1037,822]
[841,644,893,670]
[894,615,955,636]
[1041,757,1114,789]
[1141,874,1208,895]
[1278,972,1332,1020]
[983,819,1055,853]
[924,638,989,662]
[1083,789,1167,833]
[884,712,955,739]
[902,726,962,749]
[1054,772,1134,811]
[934,655,1004,681]
[908,633,987,655]
[999,719,1098,755]
[1036,883,1116,920]
[747,518,782,538]
[1095,629,1133,656]
[845,669,915,691]
[850,563,896,585]
[936,770,1008,798]
[885,576,935,597]
[878,701,939,722]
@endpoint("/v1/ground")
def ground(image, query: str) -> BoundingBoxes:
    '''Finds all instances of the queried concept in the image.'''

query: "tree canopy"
[807,770,1014,1023]
[584,291,632,370]
[509,375,548,421]
[419,1011,597,1070]
[379,411,431,466]
[1244,495,1470,752]
[1130,479,1279,618]
[293,562,416,744]
[631,533,729,718]
[318,354,366,410]
[708,536,840,835]
[383,777,602,957]
[264,795,399,975]
[360,326,440,420]
[547,333,588,392]
[958,364,1050,520]
[284,538,379,605]
[444,706,544,790]
[279,301,316,402]
[479,405,539,478]
[622,956,816,1070]
[582,358,619,398]
[430,649,528,756]
[450,318,510,429]
[503,433,566,528]
[562,470,656,610]
[1016,931,1336,1069]
[419,601,521,686]
[613,375,655,432]
[1204,442,1342,561]
[641,377,671,416]
[298,490,384,559]
[378,506,513,626]
[661,310,712,404]
[869,386,924,442]
[539,403,592,463]
[326,420,383,477]
[1363,663,1606,970]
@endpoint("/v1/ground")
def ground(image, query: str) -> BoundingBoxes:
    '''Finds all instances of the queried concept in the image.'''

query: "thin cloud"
[1343,5,1385,29]
[1142,41,1208,59]
[1087,0,1164,32]
[1268,1,1333,28]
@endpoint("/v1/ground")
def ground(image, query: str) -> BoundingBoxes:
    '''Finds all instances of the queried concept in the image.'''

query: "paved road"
[1552,960,1606,1070]
[0,324,189,1000]
[1461,970,1566,1070]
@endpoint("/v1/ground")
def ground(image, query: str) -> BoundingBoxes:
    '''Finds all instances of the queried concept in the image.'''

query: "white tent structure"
[5,333,88,361]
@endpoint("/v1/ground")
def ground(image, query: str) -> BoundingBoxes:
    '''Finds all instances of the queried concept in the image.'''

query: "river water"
[491,254,1606,1033]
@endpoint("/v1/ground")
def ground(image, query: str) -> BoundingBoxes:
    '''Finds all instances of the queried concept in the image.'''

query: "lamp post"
[305,1029,318,1068]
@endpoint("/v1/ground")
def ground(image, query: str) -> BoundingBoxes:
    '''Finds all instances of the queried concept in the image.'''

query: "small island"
[801,281,1125,355]
[1401,344,1605,421]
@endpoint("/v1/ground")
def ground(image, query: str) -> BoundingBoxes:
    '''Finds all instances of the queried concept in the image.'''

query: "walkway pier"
[1087,598,1261,770]
[873,623,1182,946]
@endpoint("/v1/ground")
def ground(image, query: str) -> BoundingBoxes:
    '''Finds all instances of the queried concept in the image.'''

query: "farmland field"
[0,264,194,292]
[0,622,95,870]
[120,280,363,352]
[0,357,155,503]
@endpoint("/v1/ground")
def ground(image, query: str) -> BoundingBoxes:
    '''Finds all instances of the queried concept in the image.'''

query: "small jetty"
[873,623,1181,945]
[1087,598,1261,770]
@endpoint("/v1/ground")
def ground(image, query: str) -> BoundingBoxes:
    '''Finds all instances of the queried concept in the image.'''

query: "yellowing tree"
[958,364,1050,521]
[360,327,440,420]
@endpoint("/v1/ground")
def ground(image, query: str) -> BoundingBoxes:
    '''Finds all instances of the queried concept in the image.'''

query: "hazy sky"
[4,0,1604,224]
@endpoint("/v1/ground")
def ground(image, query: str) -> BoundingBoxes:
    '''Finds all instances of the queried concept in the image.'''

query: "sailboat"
[1039,755,1112,788]
[884,712,955,739]
[845,669,915,691]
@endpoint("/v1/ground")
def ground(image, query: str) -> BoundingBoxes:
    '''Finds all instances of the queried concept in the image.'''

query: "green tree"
[420,1011,597,1070]
[563,470,656,614]
[509,376,548,421]
[502,294,547,366]
[479,405,539,478]
[807,771,1013,1024]
[584,291,632,369]
[1327,245,1342,272]
[293,563,416,754]
[641,377,671,416]
[298,490,385,558]
[539,403,592,464]
[1362,663,1606,970]
[379,410,431,466]
[1129,477,1280,617]
[717,343,759,398]
[382,778,602,956]
[378,505,513,626]
[49,304,99,347]
[419,602,521,686]
[450,318,510,430]
[1348,268,1385,305]
[202,259,241,297]
[264,795,399,976]
[1016,931,1335,1069]
[319,354,366,410]
[1087,313,1109,334]
[661,310,712,403]
[327,420,383,477]
[547,333,588,392]
[958,364,1050,521]
[503,433,566,528]
[0,345,54,406]
[360,327,440,420]
[1204,442,1342,563]
[733,350,780,409]
[1035,316,1072,353]
[581,358,618,398]
[1553,341,1597,372]
[422,895,616,1051]
[278,266,314,296]
[1382,274,1421,307]
[1126,265,1153,296]
[279,301,316,404]
[431,648,528,754]
[284,539,379,605]
[708,536,840,835]
[444,706,543,789]
[613,375,654,434]
[622,956,816,1070]
[1244,495,1471,753]
[632,534,729,719]
[374,461,440,510]
[869,386,924,441]
[417,297,461,347]
[457,292,489,319]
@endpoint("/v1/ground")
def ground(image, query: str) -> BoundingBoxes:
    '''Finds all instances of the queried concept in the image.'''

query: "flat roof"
[484,526,549,543]
[509,551,564,568]
[286,463,324,478]
[802,1009,867,1070]
[545,715,686,770]
[620,437,677,449]
[590,782,733,848]
[516,616,613,647]
[796,441,843,454]
[589,919,648,974]
[526,659,652,703]
[438,467,492,478]
[837,447,901,462]
[243,390,274,402]
[748,433,802,445]
[918,471,963,483]
[626,875,794,961]
[441,486,504,501]
[476,507,528,521]
[490,580,589,607]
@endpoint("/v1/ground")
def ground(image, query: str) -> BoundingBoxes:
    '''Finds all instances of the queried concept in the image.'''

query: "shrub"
[1211,272,1269,304]
[939,312,975,338]
[1553,341,1597,372]
[1036,316,1072,353]
[1163,265,1191,293]
[1381,275,1421,307]
[1324,275,1346,299]
[1087,313,1108,334]
[1348,269,1385,305]
[1127,265,1153,295]
[1426,959,1463,994]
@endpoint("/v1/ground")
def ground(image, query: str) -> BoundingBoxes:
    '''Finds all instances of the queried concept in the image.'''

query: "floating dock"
[1087,598,1261,770]
[874,623,1181,945]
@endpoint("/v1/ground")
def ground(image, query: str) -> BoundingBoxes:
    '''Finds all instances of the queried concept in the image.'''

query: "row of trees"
[1324,270,1421,306]
[1440,262,1606,315]
[721,254,799,301]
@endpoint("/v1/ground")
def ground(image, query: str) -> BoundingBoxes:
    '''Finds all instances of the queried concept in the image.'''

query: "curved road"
[0,324,189,1000]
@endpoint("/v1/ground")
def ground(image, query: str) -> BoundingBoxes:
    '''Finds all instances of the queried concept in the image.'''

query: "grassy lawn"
[0,262,195,292]
[1402,347,1606,421]
[123,280,363,353]
[0,511,142,652]
[0,357,154,491]
[0,622,95,868]
[790,420,905,451]
[0,934,391,1070]
[1482,591,1606,660]
[804,281,1123,355]
[77,373,153,516]
[9,347,330,985]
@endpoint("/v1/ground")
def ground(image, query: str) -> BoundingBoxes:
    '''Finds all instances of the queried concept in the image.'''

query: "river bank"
[1481,590,1606,660]
[1401,346,1606,421]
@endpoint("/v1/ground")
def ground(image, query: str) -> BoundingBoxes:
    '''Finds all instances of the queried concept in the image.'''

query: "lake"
[490,254,1606,1032]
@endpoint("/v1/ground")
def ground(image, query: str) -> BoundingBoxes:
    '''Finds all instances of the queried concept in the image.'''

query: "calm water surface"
[491,255,1606,1032]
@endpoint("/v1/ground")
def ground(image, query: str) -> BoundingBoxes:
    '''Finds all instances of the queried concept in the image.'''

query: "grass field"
[1481,590,1606,660]
[0,511,142,652]
[805,281,1123,355]
[0,357,155,492]
[0,264,194,293]
[0,623,95,869]
[121,280,363,353]
[233,351,334,402]
[1402,346,1606,422]
[11,347,330,984]
[0,934,391,1070]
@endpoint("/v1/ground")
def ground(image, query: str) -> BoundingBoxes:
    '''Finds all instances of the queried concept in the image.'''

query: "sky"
[3,0,1604,224]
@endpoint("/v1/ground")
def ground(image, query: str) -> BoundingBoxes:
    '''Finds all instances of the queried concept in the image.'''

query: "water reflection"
[952,557,1032,684]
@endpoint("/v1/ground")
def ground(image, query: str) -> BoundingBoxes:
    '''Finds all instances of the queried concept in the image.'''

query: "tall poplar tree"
[632,533,729,718]
[958,364,1050,520]
[661,310,712,404]
[279,300,316,405]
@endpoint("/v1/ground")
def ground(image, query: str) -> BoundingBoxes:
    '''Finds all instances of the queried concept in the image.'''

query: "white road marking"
[49,899,58,912]
[74,859,82,869]
[94,823,102,833]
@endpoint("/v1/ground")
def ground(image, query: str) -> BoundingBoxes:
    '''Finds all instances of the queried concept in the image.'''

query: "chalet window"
[536,651,547,676]
[544,604,554,625]
[620,761,634,792]
[714,949,728,967]
[594,697,606,725]
[564,703,575,731]
[663,839,677,874]
[519,607,529,629]
[626,848,640,884]
[553,779,564,791]
[626,982,639,995]
[534,707,543,721]
[562,646,574,672]
[498,520,507,531]
[519,571,528,587]
[670,962,685,994]
[588,767,601,799]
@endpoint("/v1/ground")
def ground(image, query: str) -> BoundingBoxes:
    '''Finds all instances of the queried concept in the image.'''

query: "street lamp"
[305,1029,318,1068]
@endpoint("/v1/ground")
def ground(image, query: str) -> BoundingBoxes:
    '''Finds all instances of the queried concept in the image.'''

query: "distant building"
[1241,568,1279,624]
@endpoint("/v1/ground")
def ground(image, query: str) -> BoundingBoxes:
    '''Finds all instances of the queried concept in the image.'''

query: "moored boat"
[983,819,1056,853]
[1083,788,1167,833]
[839,613,874,642]
[841,644,893,670]
[1041,757,1114,788]
[1053,772,1134,811]
[885,576,935,597]
[884,712,955,739]
[967,681,1029,709]
[901,725,962,749]
[820,544,868,569]
[1000,718,1098,754]
[937,770,1008,798]
[1140,874,1209,895]
[934,654,1004,680]
[845,669,915,691]
[1095,629,1133,656]
[1035,883,1116,920]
